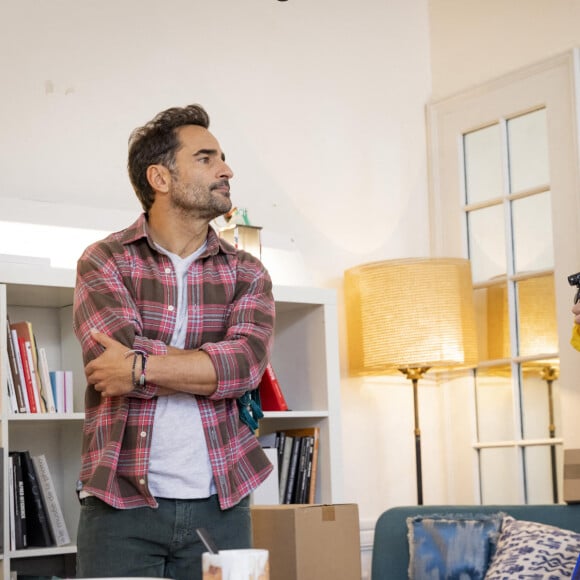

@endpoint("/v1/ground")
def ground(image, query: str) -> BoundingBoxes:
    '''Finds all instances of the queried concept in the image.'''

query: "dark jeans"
[76,495,251,580]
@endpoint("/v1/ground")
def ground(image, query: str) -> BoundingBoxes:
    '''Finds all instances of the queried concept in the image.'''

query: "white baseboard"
[360,518,376,580]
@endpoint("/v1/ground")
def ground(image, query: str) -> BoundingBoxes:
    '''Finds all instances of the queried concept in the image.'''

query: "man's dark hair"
[128,104,210,211]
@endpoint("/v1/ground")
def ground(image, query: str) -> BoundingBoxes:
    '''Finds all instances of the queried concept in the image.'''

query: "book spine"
[296,436,313,504]
[283,436,302,504]
[50,370,66,414]
[4,350,19,413]
[8,455,15,550]
[6,324,25,412]
[17,338,37,413]
[10,330,30,413]
[31,455,70,546]
[24,340,44,413]
[303,436,315,503]
[276,431,286,483]
[308,431,320,504]
[38,348,56,413]
[278,435,294,503]
[9,452,27,549]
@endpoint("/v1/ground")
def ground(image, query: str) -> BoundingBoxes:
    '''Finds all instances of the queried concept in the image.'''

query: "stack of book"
[8,451,71,550]
[275,427,320,504]
[5,317,74,414]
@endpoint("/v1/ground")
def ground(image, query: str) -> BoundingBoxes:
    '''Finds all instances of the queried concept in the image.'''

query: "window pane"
[475,283,510,362]
[464,124,503,204]
[517,276,558,358]
[468,205,506,282]
[512,192,554,272]
[475,367,514,442]
[521,361,558,439]
[507,109,550,192]
[480,447,520,503]
[524,445,559,504]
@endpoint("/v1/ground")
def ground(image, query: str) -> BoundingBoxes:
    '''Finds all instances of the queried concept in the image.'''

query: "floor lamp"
[344,258,478,505]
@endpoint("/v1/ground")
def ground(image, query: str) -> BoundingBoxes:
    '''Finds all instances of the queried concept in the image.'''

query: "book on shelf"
[275,427,320,504]
[8,455,15,551]
[295,435,314,504]
[37,348,57,413]
[259,364,289,412]
[24,338,45,413]
[18,451,54,547]
[8,327,30,413]
[4,350,19,414]
[5,320,26,413]
[16,337,39,413]
[283,436,302,504]
[275,431,286,483]
[49,370,74,413]
[278,434,294,503]
[31,454,71,546]
[11,320,49,413]
[9,451,28,550]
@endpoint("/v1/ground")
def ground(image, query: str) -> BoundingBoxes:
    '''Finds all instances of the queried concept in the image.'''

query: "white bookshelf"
[0,262,343,578]
[0,263,81,580]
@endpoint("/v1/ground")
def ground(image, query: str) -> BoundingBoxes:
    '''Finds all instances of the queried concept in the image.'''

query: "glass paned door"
[427,50,580,506]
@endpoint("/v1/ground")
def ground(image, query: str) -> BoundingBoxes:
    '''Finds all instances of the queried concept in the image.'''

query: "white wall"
[1,0,433,534]
[429,0,580,99]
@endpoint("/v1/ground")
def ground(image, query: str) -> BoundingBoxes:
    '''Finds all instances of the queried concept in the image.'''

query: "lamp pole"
[540,365,559,504]
[400,367,430,506]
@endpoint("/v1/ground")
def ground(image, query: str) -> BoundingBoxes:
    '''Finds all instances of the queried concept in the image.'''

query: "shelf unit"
[0,262,82,580]
[261,285,343,505]
[0,261,343,578]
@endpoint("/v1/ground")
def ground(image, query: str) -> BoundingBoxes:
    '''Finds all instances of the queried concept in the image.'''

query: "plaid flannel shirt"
[73,214,275,510]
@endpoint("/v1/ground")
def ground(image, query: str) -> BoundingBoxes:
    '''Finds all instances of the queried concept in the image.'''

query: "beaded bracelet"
[125,349,148,388]
[138,351,147,387]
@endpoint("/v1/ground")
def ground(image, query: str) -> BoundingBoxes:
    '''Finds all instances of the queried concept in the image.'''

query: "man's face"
[168,125,234,219]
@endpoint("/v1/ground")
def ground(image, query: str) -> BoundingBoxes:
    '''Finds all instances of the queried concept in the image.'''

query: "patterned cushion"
[485,516,580,579]
[407,513,504,579]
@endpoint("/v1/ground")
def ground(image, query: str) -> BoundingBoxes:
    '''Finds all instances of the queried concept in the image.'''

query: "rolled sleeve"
[201,261,275,400]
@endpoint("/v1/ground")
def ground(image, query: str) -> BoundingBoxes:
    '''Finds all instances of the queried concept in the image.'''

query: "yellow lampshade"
[344,257,478,375]
[485,274,558,361]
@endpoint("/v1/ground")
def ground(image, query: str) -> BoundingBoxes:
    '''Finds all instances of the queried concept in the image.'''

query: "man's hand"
[85,331,136,397]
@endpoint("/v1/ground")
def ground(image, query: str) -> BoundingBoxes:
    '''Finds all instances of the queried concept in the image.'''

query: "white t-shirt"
[147,241,216,498]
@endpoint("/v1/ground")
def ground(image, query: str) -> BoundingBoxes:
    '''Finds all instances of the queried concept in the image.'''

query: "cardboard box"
[251,504,361,580]
[564,449,580,503]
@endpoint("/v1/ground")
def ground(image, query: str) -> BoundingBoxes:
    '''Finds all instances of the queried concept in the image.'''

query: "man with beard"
[72,104,275,579]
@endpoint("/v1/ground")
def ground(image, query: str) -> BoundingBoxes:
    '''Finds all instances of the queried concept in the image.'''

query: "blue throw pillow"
[407,513,504,580]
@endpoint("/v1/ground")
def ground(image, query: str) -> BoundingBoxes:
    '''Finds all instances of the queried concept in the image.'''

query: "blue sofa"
[371,504,580,579]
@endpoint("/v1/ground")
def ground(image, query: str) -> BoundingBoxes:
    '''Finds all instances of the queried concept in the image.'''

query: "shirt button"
[168,305,174,312]
[139,478,146,485]
[140,431,147,438]
[165,267,171,274]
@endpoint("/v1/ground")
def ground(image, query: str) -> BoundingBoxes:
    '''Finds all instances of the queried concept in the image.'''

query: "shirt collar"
[119,213,237,258]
